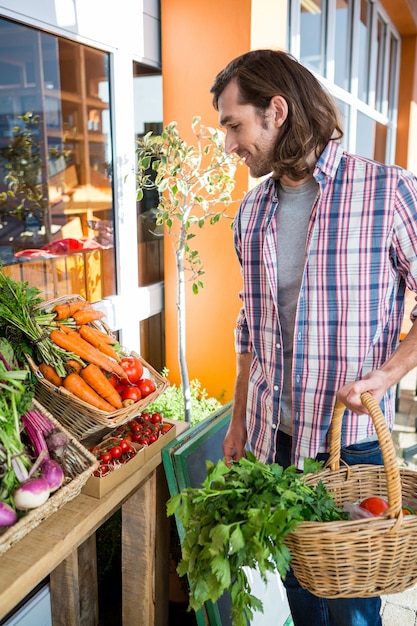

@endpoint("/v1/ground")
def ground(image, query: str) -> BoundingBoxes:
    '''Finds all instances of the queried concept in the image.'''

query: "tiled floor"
[381,386,417,626]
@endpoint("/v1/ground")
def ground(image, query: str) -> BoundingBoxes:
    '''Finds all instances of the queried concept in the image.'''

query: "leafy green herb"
[168,452,347,626]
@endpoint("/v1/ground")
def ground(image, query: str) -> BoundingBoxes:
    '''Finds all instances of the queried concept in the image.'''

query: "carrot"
[78,325,121,361]
[78,325,118,345]
[64,359,83,374]
[52,301,88,321]
[57,322,77,334]
[50,329,128,380]
[72,308,105,325]
[38,362,63,387]
[80,364,123,409]
[63,372,115,412]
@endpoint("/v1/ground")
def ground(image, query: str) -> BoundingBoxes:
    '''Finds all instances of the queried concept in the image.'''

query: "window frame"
[289,0,401,164]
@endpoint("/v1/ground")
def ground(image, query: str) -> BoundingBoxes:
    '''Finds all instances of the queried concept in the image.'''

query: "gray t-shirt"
[276,177,319,435]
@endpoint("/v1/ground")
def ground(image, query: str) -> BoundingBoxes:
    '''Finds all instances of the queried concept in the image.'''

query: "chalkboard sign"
[162,403,233,626]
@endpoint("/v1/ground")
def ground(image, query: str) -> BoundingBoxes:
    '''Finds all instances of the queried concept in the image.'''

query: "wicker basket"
[284,392,417,598]
[0,399,99,555]
[29,295,169,440]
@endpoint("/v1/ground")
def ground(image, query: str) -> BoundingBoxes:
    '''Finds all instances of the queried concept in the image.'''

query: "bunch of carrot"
[36,300,130,413]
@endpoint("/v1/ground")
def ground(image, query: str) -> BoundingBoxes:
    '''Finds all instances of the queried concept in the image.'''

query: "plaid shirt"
[234,141,417,468]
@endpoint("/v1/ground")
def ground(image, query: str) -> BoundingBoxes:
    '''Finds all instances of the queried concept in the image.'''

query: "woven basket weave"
[284,392,417,598]
[29,294,169,440]
[0,399,99,555]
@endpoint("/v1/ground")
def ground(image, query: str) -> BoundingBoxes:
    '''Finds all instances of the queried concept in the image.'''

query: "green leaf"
[229,526,245,554]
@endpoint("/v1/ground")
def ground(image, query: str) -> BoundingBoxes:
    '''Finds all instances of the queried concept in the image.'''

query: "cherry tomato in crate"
[151,412,163,424]
[120,438,132,453]
[100,451,113,463]
[110,445,123,460]
[120,357,144,385]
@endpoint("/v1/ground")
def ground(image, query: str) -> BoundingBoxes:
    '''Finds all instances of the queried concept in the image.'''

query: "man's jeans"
[275,432,383,626]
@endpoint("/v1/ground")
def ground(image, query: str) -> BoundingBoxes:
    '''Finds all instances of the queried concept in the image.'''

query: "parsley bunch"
[168,452,347,626]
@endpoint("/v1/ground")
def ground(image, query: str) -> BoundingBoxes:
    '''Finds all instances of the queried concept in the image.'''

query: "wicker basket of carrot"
[26,295,169,440]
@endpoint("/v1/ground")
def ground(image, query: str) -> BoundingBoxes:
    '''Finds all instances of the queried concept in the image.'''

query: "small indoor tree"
[135,117,242,423]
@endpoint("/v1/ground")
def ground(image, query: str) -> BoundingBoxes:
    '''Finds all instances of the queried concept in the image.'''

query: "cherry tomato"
[120,439,132,453]
[141,412,151,421]
[137,435,150,445]
[137,378,156,398]
[121,385,142,402]
[161,424,173,435]
[148,433,159,443]
[110,445,123,459]
[100,452,112,463]
[151,412,163,424]
[359,497,389,516]
[120,357,144,385]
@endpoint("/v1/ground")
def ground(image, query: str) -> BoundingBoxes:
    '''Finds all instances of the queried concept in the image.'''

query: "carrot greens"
[168,452,347,626]
[0,270,71,377]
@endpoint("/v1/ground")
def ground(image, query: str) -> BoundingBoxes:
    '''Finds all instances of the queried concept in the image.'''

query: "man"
[210,49,417,626]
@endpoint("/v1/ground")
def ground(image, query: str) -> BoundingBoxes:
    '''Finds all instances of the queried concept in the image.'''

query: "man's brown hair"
[211,49,343,180]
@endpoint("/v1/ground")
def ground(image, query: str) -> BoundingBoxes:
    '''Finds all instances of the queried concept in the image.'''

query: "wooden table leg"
[121,468,170,626]
[122,472,157,626]
[49,534,98,626]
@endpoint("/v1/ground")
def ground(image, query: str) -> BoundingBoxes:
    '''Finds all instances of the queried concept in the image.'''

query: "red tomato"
[120,357,144,385]
[359,497,389,516]
[141,412,151,421]
[137,435,150,445]
[106,373,120,388]
[110,445,123,460]
[161,424,172,435]
[137,378,156,398]
[100,452,112,463]
[148,433,159,443]
[120,439,132,453]
[121,385,142,402]
[151,412,163,424]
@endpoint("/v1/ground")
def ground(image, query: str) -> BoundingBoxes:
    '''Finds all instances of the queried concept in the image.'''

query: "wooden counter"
[0,424,187,625]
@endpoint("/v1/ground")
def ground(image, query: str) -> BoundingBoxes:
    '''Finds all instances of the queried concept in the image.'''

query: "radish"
[0,502,18,526]
[13,477,50,511]
[40,459,64,492]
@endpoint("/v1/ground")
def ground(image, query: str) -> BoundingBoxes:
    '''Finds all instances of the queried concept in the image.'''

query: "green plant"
[135,118,242,423]
[168,453,347,626]
[147,370,222,425]
[0,112,48,231]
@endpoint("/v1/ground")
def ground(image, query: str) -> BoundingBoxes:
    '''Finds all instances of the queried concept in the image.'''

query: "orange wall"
[161,1,251,401]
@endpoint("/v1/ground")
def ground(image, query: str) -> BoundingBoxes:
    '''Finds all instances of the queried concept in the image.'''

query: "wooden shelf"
[0,422,188,625]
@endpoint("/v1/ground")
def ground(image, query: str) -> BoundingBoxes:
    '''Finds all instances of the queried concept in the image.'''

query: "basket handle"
[326,392,402,518]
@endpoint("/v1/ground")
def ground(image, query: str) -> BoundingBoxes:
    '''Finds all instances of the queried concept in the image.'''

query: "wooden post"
[49,534,98,626]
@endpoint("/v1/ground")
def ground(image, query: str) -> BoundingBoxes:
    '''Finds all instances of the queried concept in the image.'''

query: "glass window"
[375,15,386,113]
[0,17,115,301]
[357,0,371,103]
[133,64,165,370]
[356,111,386,161]
[334,0,351,90]
[300,0,325,75]
[291,0,400,164]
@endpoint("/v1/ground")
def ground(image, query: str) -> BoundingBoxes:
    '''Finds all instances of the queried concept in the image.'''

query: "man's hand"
[336,369,389,413]
[223,421,247,466]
